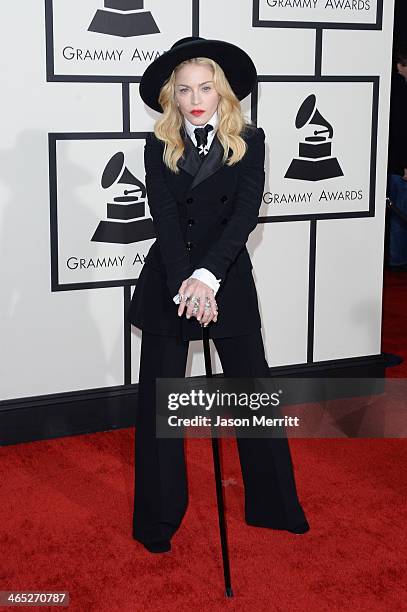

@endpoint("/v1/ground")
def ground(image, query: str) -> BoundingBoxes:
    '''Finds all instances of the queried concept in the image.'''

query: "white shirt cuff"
[173,268,221,304]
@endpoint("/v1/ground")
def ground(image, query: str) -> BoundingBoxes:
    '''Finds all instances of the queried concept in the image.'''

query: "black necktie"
[194,124,213,158]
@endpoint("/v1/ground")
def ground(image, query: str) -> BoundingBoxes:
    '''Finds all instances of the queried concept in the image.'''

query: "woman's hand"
[177,278,218,326]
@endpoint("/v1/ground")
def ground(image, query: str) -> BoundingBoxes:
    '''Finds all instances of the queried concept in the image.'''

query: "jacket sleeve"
[144,132,192,297]
[195,127,266,280]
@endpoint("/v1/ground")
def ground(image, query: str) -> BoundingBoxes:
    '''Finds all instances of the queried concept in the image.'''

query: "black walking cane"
[202,325,234,598]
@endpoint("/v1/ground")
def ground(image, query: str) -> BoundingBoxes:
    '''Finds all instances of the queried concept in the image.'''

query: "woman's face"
[174,63,220,125]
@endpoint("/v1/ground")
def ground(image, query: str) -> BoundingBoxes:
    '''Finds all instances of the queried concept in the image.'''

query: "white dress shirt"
[173,109,222,305]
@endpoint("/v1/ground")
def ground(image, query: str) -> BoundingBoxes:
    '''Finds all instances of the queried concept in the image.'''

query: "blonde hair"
[153,57,256,173]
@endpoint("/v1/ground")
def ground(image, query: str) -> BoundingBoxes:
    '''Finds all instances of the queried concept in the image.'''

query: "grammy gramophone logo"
[285,94,344,182]
[88,0,160,38]
[91,151,155,244]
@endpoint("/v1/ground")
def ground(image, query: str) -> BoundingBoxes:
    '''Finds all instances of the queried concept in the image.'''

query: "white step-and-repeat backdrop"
[0,0,393,401]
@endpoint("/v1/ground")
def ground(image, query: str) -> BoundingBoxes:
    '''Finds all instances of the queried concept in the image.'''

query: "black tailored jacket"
[126,123,266,341]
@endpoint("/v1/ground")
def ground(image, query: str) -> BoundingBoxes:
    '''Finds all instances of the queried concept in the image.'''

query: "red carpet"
[1,268,407,611]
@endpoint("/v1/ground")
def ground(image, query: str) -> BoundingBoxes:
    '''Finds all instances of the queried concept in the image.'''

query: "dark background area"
[384,0,407,266]
[393,0,407,47]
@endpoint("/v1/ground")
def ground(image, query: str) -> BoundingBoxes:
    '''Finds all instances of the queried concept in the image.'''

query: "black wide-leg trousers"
[133,327,307,545]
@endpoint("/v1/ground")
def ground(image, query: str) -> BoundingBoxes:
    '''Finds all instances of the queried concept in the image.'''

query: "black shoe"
[143,540,171,553]
[245,517,310,534]
[286,520,310,535]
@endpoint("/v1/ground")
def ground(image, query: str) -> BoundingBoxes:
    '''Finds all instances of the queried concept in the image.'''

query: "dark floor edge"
[0,353,388,445]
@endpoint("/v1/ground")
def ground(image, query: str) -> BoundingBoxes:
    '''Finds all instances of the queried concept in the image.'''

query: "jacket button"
[186,241,194,250]
[186,197,194,204]
[221,217,228,225]
[220,195,228,202]
[187,218,195,226]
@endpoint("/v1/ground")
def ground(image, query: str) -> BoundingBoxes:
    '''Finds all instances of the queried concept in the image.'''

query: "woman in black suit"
[127,36,310,553]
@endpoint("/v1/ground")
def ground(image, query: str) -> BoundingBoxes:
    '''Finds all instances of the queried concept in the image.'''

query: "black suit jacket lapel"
[177,125,227,190]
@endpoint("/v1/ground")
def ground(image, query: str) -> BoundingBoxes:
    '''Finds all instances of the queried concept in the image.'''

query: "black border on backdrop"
[253,0,384,30]
[254,75,379,223]
[48,131,150,292]
[44,0,199,83]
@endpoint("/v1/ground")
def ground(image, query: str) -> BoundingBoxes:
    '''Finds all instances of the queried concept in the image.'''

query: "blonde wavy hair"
[152,57,256,173]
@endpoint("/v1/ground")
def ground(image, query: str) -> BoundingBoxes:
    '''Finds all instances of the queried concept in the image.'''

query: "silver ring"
[186,295,213,314]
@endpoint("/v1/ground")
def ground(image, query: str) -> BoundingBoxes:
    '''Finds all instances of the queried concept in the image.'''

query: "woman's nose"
[191,91,201,104]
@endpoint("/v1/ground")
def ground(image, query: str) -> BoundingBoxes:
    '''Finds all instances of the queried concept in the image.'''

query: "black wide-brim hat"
[139,36,258,113]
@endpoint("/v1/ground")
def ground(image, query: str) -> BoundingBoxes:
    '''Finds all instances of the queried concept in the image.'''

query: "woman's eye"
[178,87,211,93]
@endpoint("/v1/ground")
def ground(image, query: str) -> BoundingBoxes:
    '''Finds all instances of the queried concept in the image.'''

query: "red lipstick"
[191,110,205,116]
